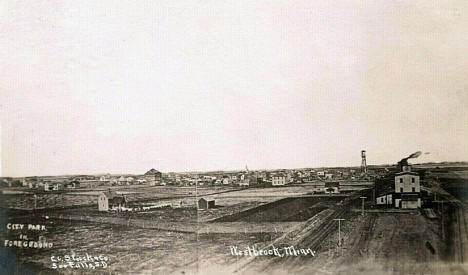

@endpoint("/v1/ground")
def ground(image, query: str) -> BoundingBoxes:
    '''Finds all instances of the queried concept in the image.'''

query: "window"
[412,187,415,192]
[400,187,403,193]
[412,177,415,183]
[399,178,403,183]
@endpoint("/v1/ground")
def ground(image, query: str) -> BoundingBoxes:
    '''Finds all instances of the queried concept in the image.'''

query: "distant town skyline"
[1,1,467,177]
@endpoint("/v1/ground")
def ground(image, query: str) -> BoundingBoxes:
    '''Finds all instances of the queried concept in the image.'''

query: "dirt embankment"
[213,196,345,223]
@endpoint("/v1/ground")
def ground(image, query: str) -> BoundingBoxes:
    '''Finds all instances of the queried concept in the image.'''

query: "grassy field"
[0,186,240,210]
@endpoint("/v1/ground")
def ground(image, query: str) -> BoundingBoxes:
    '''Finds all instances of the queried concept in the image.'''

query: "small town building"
[64,182,76,189]
[375,160,421,209]
[394,164,421,209]
[51,183,61,191]
[287,172,294,183]
[98,193,109,211]
[238,180,249,187]
[198,198,215,210]
[324,181,340,194]
[376,194,393,205]
[271,175,286,186]
[99,174,111,182]
[98,190,128,212]
[118,176,126,185]
[144,168,162,186]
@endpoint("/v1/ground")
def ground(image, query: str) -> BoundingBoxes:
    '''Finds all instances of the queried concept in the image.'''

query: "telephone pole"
[360,196,367,216]
[333,218,345,247]
[434,200,446,240]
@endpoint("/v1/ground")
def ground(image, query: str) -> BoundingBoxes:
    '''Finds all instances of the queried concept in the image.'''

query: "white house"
[272,175,286,186]
[394,164,421,209]
[99,175,111,182]
[238,180,249,187]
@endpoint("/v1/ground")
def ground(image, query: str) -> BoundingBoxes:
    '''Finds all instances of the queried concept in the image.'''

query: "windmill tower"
[361,150,367,174]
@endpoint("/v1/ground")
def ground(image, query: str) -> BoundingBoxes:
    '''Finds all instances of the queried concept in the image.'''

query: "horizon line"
[2,160,467,178]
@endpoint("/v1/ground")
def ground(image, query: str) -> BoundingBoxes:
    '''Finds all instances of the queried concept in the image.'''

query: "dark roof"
[101,189,127,204]
[198,198,214,203]
[325,181,340,187]
[401,194,419,201]
[145,168,162,175]
[109,196,127,205]
[101,190,119,200]
[395,172,419,176]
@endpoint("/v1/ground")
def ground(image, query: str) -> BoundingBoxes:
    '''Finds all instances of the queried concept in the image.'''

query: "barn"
[198,198,215,210]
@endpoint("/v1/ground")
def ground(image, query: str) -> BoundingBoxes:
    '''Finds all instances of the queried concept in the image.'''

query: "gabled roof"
[101,190,118,199]
[109,196,127,205]
[395,171,419,176]
[145,168,162,175]
[101,189,127,204]
[198,198,214,202]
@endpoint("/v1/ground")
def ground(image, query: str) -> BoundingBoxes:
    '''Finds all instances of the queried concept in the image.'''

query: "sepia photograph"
[0,1,467,274]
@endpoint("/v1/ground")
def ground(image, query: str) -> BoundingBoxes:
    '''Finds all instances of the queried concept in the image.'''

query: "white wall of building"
[395,174,420,193]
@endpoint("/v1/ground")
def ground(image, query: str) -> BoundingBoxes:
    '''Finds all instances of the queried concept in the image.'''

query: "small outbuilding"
[198,198,215,210]
[324,181,340,194]
[376,193,393,205]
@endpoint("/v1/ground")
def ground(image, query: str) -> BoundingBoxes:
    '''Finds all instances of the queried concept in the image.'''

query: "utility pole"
[434,200,445,240]
[372,183,376,205]
[333,218,345,247]
[360,196,367,216]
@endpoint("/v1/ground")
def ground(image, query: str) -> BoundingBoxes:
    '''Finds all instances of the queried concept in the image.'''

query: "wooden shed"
[198,198,215,210]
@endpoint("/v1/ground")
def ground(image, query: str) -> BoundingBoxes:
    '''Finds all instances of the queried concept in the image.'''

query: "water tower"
[361,150,367,174]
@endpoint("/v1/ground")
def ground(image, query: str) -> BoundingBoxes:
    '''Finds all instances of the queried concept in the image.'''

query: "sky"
[1,0,467,177]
